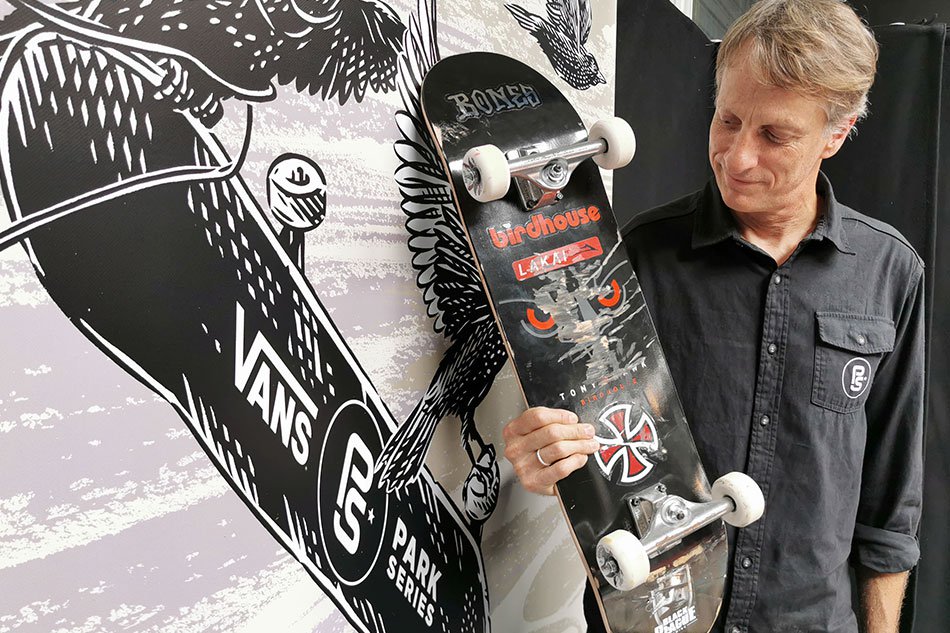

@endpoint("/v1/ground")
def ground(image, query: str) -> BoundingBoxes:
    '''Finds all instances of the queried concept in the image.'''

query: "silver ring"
[536,448,551,467]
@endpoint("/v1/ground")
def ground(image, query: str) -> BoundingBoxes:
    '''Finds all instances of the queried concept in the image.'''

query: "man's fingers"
[538,438,600,465]
[503,407,600,496]
[507,406,578,438]
[534,453,590,490]
[504,418,594,464]
[515,440,598,496]
[524,419,595,455]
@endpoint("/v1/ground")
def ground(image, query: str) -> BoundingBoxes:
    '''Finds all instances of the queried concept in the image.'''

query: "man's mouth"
[722,172,758,188]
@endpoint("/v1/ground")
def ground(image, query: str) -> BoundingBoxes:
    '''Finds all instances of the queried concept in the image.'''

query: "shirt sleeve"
[852,265,925,573]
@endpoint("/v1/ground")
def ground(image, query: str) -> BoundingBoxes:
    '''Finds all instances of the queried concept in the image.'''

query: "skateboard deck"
[422,52,729,633]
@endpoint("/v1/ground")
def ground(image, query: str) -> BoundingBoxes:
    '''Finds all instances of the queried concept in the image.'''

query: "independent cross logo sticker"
[593,403,659,485]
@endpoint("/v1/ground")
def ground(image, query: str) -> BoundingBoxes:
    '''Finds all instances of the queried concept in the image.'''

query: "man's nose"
[723,131,758,173]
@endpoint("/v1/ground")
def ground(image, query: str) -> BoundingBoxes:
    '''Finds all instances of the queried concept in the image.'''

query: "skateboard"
[0,10,489,633]
[421,52,764,633]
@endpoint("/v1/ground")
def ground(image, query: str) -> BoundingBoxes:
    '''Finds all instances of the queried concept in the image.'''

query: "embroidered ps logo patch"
[842,357,872,399]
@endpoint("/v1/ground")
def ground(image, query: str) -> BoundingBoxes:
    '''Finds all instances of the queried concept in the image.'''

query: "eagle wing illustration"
[274,0,406,103]
[377,1,505,519]
[545,0,592,47]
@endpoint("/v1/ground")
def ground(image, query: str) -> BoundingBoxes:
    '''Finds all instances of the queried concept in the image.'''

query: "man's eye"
[765,130,788,144]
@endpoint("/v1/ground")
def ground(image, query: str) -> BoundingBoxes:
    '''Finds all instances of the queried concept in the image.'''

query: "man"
[502,1,924,632]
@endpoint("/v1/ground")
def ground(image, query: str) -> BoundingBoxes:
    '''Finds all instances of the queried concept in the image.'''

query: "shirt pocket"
[811,312,896,414]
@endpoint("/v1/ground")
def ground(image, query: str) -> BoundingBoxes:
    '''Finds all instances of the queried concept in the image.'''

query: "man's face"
[709,51,851,217]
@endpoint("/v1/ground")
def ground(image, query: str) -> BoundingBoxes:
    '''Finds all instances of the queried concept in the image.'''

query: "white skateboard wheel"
[596,529,651,591]
[463,144,511,202]
[589,117,636,170]
[712,472,765,528]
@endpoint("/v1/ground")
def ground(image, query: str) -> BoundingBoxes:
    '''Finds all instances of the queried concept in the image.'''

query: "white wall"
[670,0,694,17]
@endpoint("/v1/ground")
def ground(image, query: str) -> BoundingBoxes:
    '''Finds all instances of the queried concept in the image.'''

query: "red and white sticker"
[512,237,603,281]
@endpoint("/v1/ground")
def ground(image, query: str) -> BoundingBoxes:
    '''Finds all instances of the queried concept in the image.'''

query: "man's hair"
[716,0,879,128]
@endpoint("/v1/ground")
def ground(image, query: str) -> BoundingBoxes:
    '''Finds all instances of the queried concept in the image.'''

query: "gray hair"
[716,0,879,130]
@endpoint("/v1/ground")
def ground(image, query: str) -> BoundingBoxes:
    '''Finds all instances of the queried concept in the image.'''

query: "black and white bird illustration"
[3,0,405,126]
[378,0,504,525]
[505,0,606,90]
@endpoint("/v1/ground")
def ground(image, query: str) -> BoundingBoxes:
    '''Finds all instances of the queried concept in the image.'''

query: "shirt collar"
[810,173,854,254]
[691,172,854,254]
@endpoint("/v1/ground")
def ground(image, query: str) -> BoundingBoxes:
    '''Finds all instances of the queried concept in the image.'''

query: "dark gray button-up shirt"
[585,173,924,632]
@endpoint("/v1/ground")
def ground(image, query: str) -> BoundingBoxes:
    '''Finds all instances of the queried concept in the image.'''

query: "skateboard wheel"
[589,117,636,170]
[712,472,765,528]
[596,529,651,591]
[462,144,511,202]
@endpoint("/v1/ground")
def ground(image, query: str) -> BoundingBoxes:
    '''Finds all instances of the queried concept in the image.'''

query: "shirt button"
[773,275,782,285]
[856,334,866,345]
[741,556,753,569]
[760,415,770,426]
[767,343,777,354]
[731,627,743,633]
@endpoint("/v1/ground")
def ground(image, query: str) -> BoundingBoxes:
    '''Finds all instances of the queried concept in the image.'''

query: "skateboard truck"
[505,140,607,210]
[596,472,764,592]
[461,117,636,210]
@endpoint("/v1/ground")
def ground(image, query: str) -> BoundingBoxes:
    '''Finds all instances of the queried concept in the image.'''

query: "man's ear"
[822,115,859,159]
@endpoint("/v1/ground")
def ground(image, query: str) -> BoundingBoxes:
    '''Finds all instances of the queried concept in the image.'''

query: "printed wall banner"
[0,0,616,631]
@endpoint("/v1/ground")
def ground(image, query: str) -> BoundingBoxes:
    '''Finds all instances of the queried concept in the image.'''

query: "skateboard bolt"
[541,159,569,186]
[662,499,689,524]
[656,484,667,494]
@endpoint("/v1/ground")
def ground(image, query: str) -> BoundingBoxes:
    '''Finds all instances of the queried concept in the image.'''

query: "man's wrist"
[855,566,910,633]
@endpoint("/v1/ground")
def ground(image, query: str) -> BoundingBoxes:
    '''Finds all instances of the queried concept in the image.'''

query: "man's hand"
[856,566,910,633]
[502,407,600,496]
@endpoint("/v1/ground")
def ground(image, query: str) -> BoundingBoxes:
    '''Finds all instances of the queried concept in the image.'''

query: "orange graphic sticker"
[598,279,621,307]
[526,308,555,331]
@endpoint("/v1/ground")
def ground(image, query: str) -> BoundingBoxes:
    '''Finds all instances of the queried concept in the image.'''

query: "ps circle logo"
[842,357,872,399]
[317,400,389,586]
